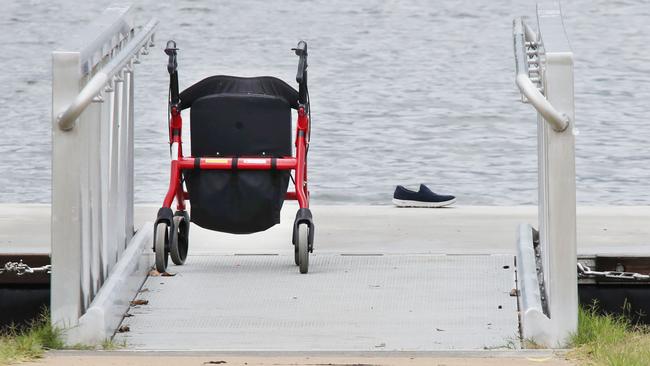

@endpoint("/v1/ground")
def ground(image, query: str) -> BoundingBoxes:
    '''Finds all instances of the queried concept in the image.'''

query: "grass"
[0,310,125,365]
[0,312,63,365]
[100,337,127,350]
[569,303,650,366]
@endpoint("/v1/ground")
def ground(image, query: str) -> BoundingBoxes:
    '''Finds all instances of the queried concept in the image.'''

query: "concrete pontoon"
[3,203,649,350]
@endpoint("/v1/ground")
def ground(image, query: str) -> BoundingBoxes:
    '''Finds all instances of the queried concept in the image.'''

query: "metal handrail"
[57,19,158,131]
[523,21,537,44]
[76,5,134,76]
[513,18,569,132]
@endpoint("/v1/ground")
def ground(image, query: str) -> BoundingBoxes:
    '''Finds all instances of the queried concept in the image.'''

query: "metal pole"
[51,51,83,328]
[536,1,577,345]
[513,2,577,347]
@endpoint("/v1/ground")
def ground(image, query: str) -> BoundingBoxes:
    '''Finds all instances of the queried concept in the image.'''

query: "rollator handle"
[292,41,308,84]
[292,41,308,104]
[165,40,180,106]
[165,39,180,106]
[165,40,178,74]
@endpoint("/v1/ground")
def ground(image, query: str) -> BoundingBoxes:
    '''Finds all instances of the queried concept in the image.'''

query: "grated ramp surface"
[116,254,517,351]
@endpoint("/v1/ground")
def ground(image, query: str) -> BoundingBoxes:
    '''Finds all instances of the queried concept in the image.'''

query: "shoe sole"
[392,198,456,208]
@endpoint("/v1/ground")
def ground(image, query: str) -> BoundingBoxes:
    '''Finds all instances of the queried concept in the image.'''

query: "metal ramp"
[116,207,519,351]
[39,1,615,351]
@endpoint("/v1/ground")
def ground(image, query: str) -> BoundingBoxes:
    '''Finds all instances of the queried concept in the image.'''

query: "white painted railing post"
[51,5,157,344]
[51,50,84,329]
[537,2,578,345]
[514,2,577,347]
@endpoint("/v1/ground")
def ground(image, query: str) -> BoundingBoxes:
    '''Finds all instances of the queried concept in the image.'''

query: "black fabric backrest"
[179,75,299,110]
[190,93,292,157]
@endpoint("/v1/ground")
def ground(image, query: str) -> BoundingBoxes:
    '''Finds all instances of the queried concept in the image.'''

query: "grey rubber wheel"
[170,216,189,265]
[154,223,169,273]
[297,224,309,274]
[294,241,300,266]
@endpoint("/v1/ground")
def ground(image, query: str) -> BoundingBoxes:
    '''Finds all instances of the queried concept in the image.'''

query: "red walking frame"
[161,105,311,211]
[153,40,314,274]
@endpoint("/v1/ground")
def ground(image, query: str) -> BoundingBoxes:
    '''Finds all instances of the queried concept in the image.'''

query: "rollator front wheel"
[297,224,309,274]
[294,241,300,266]
[170,215,189,265]
[154,223,170,273]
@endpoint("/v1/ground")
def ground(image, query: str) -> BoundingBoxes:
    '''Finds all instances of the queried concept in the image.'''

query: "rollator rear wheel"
[170,215,189,265]
[297,224,309,274]
[154,223,170,273]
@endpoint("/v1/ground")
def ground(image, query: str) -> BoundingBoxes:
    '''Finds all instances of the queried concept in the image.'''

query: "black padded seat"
[179,75,299,110]
[190,94,292,158]
[180,75,296,234]
[180,75,298,158]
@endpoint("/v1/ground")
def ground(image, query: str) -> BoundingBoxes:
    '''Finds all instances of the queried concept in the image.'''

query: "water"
[1,0,649,205]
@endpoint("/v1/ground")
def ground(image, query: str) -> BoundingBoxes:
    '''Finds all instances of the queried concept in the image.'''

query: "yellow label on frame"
[204,158,229,164]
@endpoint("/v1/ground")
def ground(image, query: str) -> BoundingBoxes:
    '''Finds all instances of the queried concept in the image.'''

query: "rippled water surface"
[1,0,649,205]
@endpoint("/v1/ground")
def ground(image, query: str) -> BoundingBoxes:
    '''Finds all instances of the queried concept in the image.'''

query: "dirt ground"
[21,352,575,366]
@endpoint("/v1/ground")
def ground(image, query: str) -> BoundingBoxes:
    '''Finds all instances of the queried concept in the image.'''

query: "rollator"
[153,40,314,274]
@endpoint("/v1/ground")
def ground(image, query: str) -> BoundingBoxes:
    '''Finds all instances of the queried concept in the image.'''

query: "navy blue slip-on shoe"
[392,184,456,207]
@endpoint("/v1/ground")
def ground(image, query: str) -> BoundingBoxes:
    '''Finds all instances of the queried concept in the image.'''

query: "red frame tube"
[161,105,310,211]
[176,157,297,170]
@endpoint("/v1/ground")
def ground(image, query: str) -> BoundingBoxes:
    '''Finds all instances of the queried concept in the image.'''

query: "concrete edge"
[66,223,153,345]
[516,223,544,318]
[516,223,554,346]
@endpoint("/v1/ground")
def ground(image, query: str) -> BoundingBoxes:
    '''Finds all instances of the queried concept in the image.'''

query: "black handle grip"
[165,40,180,106]
[292,41,308,84]
[165,40,178,75]
[164,40,177,53]
[294,40,307,55]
